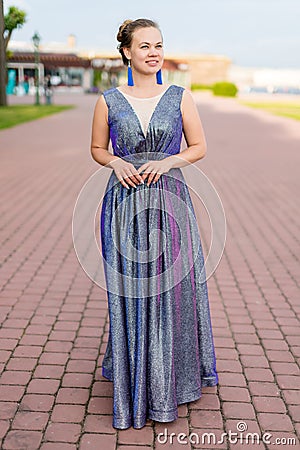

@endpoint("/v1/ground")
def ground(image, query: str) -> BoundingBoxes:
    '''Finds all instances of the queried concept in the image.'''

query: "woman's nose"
[148,46,159,55]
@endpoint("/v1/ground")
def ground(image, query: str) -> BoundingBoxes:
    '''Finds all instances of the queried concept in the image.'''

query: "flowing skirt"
[100,167,218,429]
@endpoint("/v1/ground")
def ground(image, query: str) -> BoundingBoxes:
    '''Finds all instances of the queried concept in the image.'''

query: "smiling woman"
[117,19,165,95]
[90,17,218,431]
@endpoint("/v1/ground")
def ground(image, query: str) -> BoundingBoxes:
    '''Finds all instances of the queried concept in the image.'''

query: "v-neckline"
[115,85,173,140]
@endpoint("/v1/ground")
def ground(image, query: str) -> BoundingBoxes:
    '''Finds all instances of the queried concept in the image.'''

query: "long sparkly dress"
[100,84,218,430]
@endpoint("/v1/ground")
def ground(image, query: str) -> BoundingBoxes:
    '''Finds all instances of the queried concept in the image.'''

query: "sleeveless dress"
[100,84,218,430]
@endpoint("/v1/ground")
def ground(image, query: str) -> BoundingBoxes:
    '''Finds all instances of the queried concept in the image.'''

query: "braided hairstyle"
[117,18,162,66]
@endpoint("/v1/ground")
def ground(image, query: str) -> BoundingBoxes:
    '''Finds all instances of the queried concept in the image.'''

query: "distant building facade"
[173,54,232,85]
[6,35,232,94]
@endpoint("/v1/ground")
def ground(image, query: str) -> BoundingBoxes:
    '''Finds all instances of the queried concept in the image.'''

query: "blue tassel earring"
[127,59,134,86]
[156,69,163,84]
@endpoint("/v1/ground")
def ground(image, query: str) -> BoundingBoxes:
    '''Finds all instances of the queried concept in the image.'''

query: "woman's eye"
[141,45,163,49]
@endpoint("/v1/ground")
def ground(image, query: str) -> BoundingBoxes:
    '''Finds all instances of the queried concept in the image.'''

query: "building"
[6,35,232,94]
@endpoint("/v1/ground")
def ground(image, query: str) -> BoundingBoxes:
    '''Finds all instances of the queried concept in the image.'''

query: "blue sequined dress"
[100,84,218,429]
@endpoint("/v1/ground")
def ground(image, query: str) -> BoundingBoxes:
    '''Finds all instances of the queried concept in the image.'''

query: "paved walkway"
[0,91,299,449]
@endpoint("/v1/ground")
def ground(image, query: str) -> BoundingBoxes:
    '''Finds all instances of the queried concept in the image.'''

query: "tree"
[4,5,26,50]
[0,4,27,106]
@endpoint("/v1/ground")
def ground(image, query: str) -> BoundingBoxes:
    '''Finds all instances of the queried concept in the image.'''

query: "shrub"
[93,70,102,87]
[191,83,213,91]
[212,81,238,97]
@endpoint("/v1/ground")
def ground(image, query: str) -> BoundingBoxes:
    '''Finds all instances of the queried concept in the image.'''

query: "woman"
[90,18,218,430]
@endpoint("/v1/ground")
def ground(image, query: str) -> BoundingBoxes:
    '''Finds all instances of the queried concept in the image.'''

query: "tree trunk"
[0,0,7,106]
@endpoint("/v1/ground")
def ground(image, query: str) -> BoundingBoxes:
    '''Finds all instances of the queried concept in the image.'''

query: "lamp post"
[32,31,41,105]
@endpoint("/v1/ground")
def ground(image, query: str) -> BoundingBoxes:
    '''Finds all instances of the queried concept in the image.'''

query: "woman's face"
[124,27,164,76]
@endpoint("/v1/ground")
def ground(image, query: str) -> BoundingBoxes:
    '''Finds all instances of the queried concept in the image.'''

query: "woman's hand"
[137,156,176,186]
[110,158,145,189]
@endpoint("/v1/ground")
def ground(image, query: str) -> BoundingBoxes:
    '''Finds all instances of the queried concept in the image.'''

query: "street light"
[32,31,41,105]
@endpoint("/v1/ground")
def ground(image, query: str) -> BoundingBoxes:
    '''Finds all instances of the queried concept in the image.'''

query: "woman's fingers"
[120,168,139,187]
[137,163,149,174]
[129,171,144,185]
[115,161,167,189]
[146,170,159,186]
[132,169,145,184]
[140,165,163,185]
[116,174,129,189]
[125,175,139,187]
[116,166,145,189]
[152,172,162,184]
[126,166,144,185]
[141,171,150,181]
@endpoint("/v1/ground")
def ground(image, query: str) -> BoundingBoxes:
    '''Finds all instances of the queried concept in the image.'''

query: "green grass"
[0,104,75,130]
[238,101,300,121]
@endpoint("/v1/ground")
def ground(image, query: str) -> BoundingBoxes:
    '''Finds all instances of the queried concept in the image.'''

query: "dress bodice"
[115,87,169,138]
[102,84,185,165]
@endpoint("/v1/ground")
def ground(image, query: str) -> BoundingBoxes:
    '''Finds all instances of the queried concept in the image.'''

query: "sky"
[4,0,300,69]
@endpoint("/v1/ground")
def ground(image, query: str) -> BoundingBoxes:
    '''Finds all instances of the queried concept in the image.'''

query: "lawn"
[0,104,75,130]
[237,101,300,121]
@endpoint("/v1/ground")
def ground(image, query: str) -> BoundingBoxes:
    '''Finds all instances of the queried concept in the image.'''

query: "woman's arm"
[90,95,120,167]
[90,94,144,188]
[169,88,207,168]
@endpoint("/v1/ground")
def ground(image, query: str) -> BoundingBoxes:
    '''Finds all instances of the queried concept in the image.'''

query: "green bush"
[191,83,213,91]
[212,81,238,97]
[93,70,102,87]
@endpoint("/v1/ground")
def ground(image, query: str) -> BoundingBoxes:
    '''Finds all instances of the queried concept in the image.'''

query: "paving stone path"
[0,91,299,449]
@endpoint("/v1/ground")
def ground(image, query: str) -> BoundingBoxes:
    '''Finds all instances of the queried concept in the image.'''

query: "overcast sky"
[5,0,300,68]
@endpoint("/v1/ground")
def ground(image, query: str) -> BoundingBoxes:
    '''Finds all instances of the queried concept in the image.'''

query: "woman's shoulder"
[101,86,117,98]
[169,84,187,101]
[174,84,191,95]
[163,83,186,94]
[171,83,186,90]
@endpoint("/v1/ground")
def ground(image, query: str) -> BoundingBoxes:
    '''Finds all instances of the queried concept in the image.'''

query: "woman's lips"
[146,61,159,66]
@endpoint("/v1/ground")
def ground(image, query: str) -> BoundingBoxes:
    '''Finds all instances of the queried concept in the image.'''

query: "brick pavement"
[0,91,299,449]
